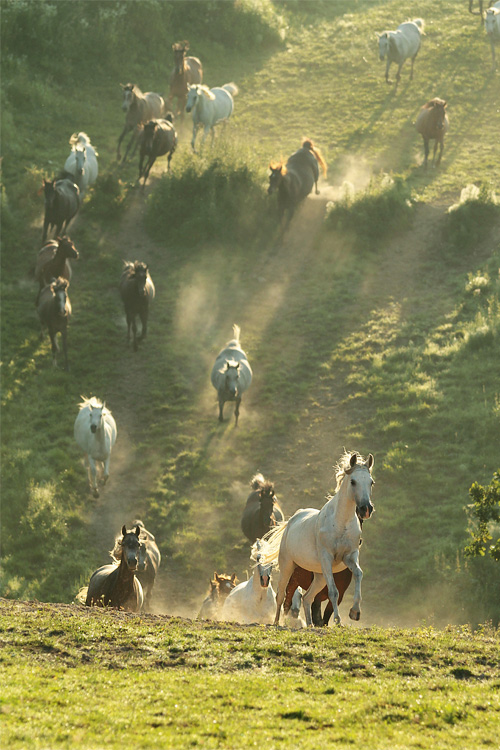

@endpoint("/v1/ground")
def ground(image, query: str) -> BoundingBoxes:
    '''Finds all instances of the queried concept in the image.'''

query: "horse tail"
[259,522,288,565]
[222,82,239,97]
[413,18,425,32]
[302,138,328,176]
[251,472,265,490]
[232,323,240,342]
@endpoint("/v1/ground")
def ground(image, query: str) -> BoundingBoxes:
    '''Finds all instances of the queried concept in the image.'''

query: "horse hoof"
[349,608,360,621]
[92,489,100,498]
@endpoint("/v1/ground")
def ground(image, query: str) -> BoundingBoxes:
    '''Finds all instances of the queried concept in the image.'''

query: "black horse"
[37,276,71,371]
[119,260,155,351]
[42,178,80,242]
[241,473,284,544]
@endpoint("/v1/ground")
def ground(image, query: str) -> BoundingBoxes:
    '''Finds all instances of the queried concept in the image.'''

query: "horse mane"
[301,138,327,176]
[250,538,275,565]
[269,160,287,175]
[250,473,275,498]
[423,98,446,109]
[51,276,69,292]
[78,394,110,414]
[110,526,140,562]
[69,131,92,148]
[333,450,372,492]
[199,85,216,101]
[122,260,148,277]
[173,40,189,52]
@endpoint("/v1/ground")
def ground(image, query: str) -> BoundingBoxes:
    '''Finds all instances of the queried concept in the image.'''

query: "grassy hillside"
[1,0,500,628]
[2,599,500,749]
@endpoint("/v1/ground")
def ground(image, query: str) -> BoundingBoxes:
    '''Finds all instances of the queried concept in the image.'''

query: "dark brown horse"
[37,277,71,370]
[117,83,165,162]
[35,236,79,304]
[268,138,327,229]
[138,117,177,186]
[119,260,155,351]
[415,98,449,168]
[133,520,161,611]
[168,41,203,120]
[241,473,284,544]
[85,525,144,611]
[283,565,353,627]
[198,571,238,620]
[42,178,80,242]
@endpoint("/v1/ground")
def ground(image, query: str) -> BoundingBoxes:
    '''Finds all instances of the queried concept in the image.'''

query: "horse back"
[286,151,318,200]
[186,56,203,84]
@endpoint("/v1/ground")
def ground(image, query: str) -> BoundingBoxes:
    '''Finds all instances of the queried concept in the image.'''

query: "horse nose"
[90,424,97,433]
[359,503,374,520]
[260,574,270,588]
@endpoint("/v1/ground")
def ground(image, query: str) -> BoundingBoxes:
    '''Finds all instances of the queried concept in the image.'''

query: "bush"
[324,175,414,250]
[465,470,500,561]
[446,185,500,249]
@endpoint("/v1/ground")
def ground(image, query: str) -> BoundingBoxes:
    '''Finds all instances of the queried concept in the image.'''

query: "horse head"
[43,179,57,207]
[185,84,200,112]
[268,163,285,194]
[132,261,150,296]
[224,359,240,396]
[121,83,135,112]
[252,540,273,588]
[120,525,142,571]
[215,572,238,599]
[51,277,70,318]
[88,401,105,434]
[172,41,189,73]
[428,98,447,131]
[58,236,79,260]
[378,31,390,60]
[343,452,375,521]
[143,120,158,150]
[137,542,148,573]
[74,145,86,176]
[259,480,276,519]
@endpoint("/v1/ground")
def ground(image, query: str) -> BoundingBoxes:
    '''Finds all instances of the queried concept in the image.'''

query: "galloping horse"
[133,520,161,611]
[138,117,177,186]
[268,138,327,229]
[415,98,449,168]
[85,525,144,611]
[241,473,284,544]
[198,572,238,620]
[117,83,165,162]
[37,277,72,370]
[210,324,252,425]
[220,541,276,625]
[168,41,203,119]
[42,178,80,242]
[73,396,117,497]
[185,83,238,152]
[261,451,375,627]
[119,260,155,351]
[63,132,98,196]
[485,2,500,69]
[283,565,353,627]
[378,19,424,85]
[35,236,79,303]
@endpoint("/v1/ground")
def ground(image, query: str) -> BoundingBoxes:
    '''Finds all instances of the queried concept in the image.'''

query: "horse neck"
[90,419,108,449]
[327,480,357,526]
[113,558,137,603]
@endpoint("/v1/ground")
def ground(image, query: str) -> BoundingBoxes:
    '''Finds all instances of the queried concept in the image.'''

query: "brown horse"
[35,236,79,304]
[138,117,177,186]
[415,98,449,168]
[168,41,203,120]
[119,260,155,351]
[283,565,353,627]
[42,178,80,242]
[85,525,144,611]
[198,571,238,620]
[133,520,161,611]
[37,277,71,370]
[241,473,284,544]
[117,83,165,162]
[268,138,327,229]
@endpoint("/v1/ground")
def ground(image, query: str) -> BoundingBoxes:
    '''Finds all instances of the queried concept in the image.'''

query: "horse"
[63,132,98,197]
[185,83,238,152]
[138,117,177,187]
[283,565,353,627]
[119,260,155,351]
[34,236,79,304]
[36,277,71,370]
[377,19,424,85]
[132,520,161,611]
[85,525,144,611]
[198,571,238,620]
[42,178,80,242]
[210,324,252,425]
[415,98,449,168]
[470,1,495,22]
[73,396,117,498]
[117,83,165,162]
[485,2,500,69]
[241,473,284,544]
[268,138,327,229]
[168,40,203,120]
[260,451,375,627]
[220,541,276,625]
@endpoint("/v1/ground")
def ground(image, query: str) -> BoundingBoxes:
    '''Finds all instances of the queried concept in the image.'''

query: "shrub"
[446,185,500,249]
[465,470,500,561]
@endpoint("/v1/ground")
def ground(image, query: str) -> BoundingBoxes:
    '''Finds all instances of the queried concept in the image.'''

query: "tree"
[465,470,500,561]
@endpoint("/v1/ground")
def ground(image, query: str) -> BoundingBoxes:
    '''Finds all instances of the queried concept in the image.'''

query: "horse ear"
[135,525,141,537]
[366,453,374,470]
[231,573,237,583]
[236,362,240,369]
[349,453,358,469]
[122,524,127,536]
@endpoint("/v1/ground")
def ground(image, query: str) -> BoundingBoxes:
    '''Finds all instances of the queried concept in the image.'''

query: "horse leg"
[273,558,296,625]
[117,125,131,161]
[302,573,330,627]
[61,327,69,371]
[396,62,403,83]
[343,550,363,621]
[218,398,225,422]
[385,60,391,84]
[88,456,99,497]
[191,124,198,152]
[143,157,155,187]
[49,328,59,367]
[436,138,444,167]
[139,306,148,340]
[102,456,111,486]
[423,138,429,169]
[131,316,138,352]
[234,397,241,426]
[318,550,341,624]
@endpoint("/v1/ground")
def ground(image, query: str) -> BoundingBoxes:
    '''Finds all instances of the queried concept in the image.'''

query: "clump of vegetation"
[324,175,414,249]
[85,173,127,220]
[465,470,500,561]
[146,150,273,246]
[446,184,500,249]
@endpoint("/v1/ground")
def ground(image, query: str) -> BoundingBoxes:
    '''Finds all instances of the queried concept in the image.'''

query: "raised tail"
[413,18,425,32]
[259,522,288,566]
[302,138,327,176]
[222,82,239,97]
[232,323,241,342]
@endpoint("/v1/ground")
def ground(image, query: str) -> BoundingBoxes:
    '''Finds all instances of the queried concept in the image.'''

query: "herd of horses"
[32,12,495,623]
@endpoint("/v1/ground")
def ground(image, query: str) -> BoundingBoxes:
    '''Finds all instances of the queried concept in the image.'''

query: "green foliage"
[323,176,414,249]
[446,185,500,250]
[465,471,500,561]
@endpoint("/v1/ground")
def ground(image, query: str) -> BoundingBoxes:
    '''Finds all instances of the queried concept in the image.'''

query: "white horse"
[485,2,500,70]
[74,396,117,497]
[185,82,238,152]
[261,451,375,627]
[210,324,252,425]
[64,132,98,197]
[220,540,276,625]
[378,19,424,84]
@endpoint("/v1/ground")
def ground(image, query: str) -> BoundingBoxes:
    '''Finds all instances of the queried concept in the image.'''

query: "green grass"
[1,600,500,749]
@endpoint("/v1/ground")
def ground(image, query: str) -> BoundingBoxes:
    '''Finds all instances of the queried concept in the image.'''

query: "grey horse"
[210,324,252,425]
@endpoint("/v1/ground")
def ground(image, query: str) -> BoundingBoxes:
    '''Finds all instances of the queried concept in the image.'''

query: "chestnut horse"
[168,41,203,120]
[35,236,79,304]
[283,566,353,627]
[85,525,144,611]
[415,98,449,168]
